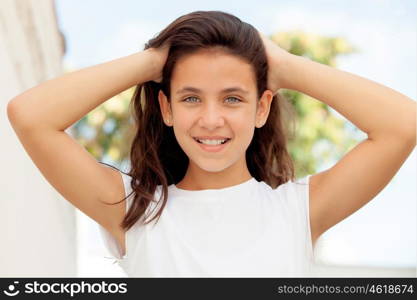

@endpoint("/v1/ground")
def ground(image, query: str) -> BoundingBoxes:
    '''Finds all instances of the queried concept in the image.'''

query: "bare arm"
[260,32,416,245]
[279,54,416,140]
[282,54,415,244]
[7,47,168,256]
[8,49,162,131]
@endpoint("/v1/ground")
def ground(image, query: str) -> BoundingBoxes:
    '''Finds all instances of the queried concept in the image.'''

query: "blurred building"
[0,0,76,276]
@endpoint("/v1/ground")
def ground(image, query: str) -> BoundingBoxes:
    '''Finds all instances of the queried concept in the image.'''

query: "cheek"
[172,112,193,134]
[171,111,194,146]
[231,119,252,135]
[233,111,257,145]
[237,123,256,146]
[230,109,256,130]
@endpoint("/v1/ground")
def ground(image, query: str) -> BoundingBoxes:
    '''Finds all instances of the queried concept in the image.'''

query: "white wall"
[0,0,76,276]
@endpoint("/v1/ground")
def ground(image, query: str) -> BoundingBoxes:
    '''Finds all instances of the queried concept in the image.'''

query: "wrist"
[142,49,161,82]
[275,53,301,90]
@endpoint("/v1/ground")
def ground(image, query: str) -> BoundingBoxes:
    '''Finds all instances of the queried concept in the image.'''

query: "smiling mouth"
[192,137,231,145]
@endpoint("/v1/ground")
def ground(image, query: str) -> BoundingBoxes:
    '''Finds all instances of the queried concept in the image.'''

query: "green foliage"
[271,30,361,177]
[71,89,135,168]
[70,30,363,178]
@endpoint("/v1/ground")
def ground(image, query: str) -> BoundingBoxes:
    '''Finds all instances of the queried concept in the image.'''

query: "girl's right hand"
[146,44,170,83]
[258,31,293,94]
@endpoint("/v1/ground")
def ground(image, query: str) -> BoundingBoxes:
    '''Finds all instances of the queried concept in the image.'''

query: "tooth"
[197,139,226,145]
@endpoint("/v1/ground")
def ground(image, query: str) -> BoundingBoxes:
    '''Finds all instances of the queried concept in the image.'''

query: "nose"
[197,102,225,130]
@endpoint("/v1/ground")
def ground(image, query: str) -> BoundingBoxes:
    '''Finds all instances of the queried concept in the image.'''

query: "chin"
[192,158,235,173]
[199,165,228,173]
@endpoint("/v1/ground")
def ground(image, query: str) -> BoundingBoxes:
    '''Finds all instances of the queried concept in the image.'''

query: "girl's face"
[159,49,273,175]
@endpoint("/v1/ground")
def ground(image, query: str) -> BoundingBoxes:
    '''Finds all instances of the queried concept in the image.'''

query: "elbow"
[7,99,20,126]
[404,107,416,146]
[7,98,35,133]
[7,99,22,133]
[399,123,416,149]
[405,131,416,148]
[395,102,416,146]
[395,125,416,148]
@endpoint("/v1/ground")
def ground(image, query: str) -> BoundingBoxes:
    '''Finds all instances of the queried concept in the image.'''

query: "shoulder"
[270,175,311,201]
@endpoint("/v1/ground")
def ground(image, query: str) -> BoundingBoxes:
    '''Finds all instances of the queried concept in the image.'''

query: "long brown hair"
[102,10,296,231]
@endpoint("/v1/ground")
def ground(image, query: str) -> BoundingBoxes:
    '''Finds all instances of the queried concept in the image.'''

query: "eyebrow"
[175,86,250,95]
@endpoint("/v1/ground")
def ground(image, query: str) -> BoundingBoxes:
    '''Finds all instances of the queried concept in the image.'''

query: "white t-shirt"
[99,171,314,277]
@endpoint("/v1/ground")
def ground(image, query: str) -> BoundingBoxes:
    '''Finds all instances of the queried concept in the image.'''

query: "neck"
[176,159,252,191]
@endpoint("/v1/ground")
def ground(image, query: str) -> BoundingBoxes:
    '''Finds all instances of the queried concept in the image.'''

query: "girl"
[7,11,415,277]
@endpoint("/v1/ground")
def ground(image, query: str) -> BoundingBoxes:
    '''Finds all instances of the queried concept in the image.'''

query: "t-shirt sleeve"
[276,174,314,274]
[97,170,136,264]
[291,174,314,268]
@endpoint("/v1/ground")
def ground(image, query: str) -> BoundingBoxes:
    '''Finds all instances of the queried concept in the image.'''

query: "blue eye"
[183,96,200,103]
[225,97,241,103]
[183,96,242,103]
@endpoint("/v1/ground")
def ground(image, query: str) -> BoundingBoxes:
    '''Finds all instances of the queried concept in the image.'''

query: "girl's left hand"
[258,31,293,95]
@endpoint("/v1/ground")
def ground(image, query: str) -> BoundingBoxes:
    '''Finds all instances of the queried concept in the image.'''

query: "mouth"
[192,137,231,145]
[192,137,232,152]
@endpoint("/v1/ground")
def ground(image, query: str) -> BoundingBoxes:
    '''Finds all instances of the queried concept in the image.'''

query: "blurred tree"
[71,88,135,170]
[70,30,362,178]
[271,30,361,176]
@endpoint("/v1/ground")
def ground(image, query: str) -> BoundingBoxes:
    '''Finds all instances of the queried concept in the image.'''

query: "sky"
[55,0,416,270]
